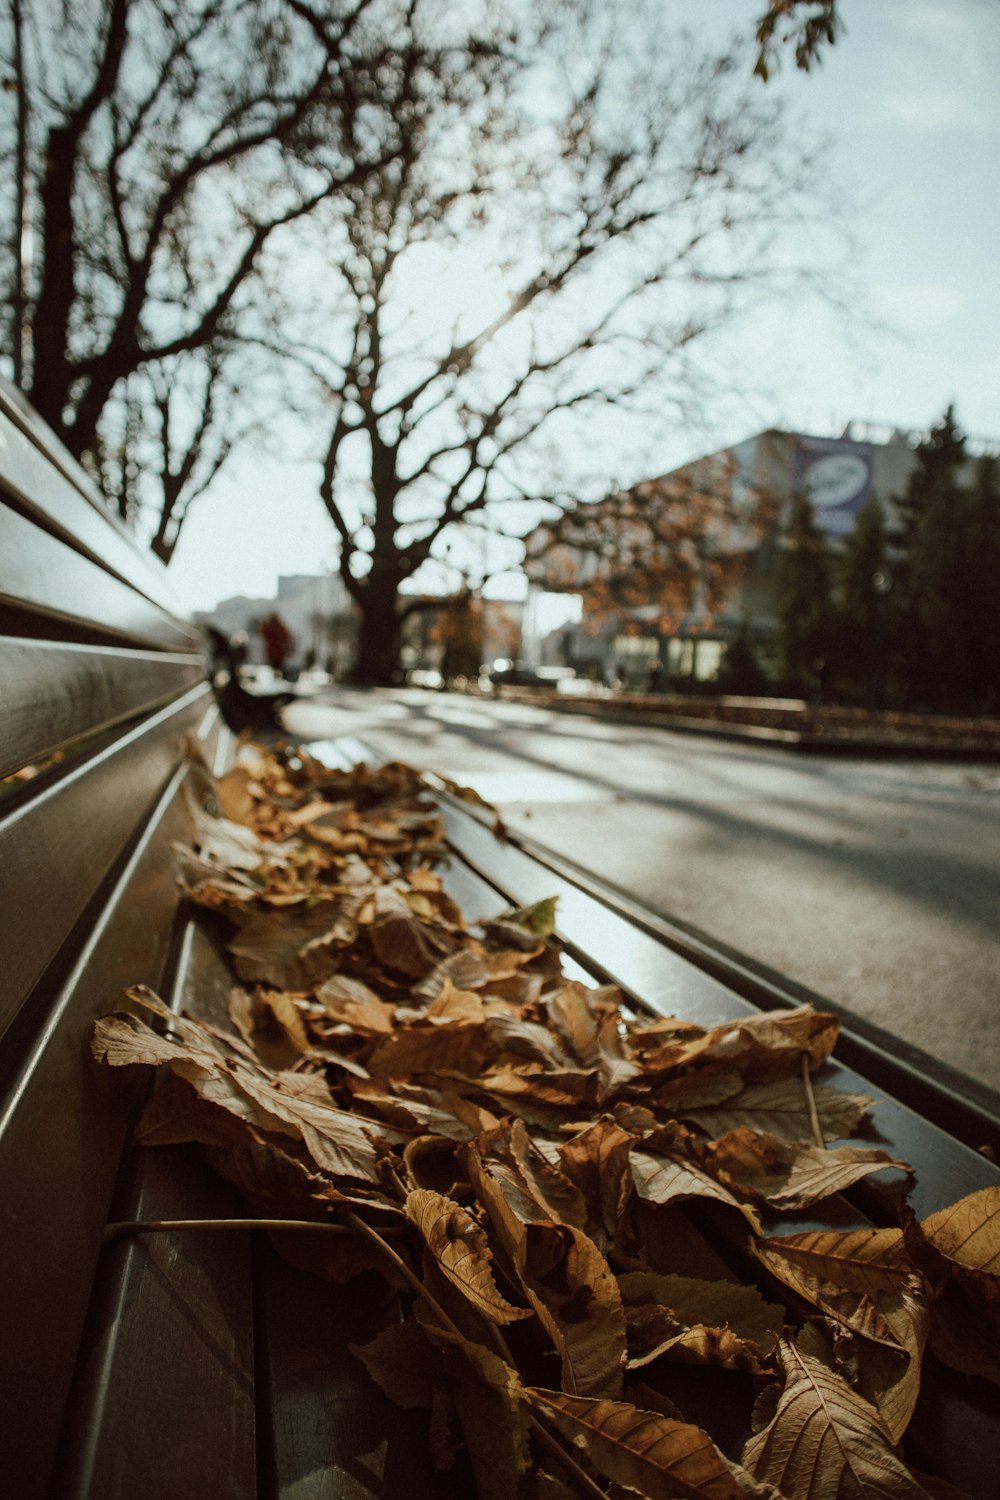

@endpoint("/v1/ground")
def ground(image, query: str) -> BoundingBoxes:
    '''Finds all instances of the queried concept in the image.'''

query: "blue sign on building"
[792,435,873,536]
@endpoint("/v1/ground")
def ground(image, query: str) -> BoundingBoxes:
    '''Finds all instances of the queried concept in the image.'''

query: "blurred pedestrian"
[646,657,664,694]
[260,613,294,678]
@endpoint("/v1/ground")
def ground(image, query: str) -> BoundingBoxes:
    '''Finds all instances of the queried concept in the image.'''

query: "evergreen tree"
[777,488,832,694]
[716,618,770,695]
[960,456,1000,710]
[837,492,890,704]
[891,406,967,707]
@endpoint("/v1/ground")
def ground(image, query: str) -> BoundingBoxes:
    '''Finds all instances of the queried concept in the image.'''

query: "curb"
[489,690,1000,760]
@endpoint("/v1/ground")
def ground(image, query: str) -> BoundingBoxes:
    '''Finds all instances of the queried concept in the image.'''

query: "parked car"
[482,660,576,689]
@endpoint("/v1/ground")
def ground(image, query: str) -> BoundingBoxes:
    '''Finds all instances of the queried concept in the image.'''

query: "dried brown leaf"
[520,1220,628,1398]
[228,986,309,1070]
[619,1271,783,1373]
[484,1012,573,1069]
[351,1317,440,1409]
[420,1320,531,1500]
[214,765,257,825]
[742,1338,932,1499]
[596,1010,642,1099]
[670,1006,841,1082]
[467,1151,627,1398]
[134,1070,253,1149]
[367,1021,492,1079]
[630,1147,762,1230]
[228,903,352,989]
[919,1185,1000,1273]
[315,974,395,1033]
[753,1228,910,1346]
[748,1247,931,1460]
[704,1129,910,1210]
[543,982,609,1065]
[527,1389,745,1500]
[685,1078,872,1144]
[95,997,398,1183]
[906,1187,1000,1386]
[557,1119,634,1250]
[644,1069,745,1115]
[369,885,461,977]
[405,1189,531,1325]
[424,978,495,1023]
[478,1120,587,1229]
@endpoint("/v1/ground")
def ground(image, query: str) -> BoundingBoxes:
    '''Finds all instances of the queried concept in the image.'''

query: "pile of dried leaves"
[93,742,999,1499]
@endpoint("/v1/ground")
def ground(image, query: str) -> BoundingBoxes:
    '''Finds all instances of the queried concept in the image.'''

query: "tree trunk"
[351,571,404,685]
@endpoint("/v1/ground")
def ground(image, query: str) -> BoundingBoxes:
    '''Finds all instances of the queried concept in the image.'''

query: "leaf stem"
[802,1053,825,1148]
[526,1412,611,1500]
[343,1209,466,1337]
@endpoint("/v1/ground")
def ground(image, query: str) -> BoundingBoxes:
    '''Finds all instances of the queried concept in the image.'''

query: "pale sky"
[167,0,1000,614]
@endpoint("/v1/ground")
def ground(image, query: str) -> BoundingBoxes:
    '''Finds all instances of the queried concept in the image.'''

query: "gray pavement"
[283,687,1000,1092]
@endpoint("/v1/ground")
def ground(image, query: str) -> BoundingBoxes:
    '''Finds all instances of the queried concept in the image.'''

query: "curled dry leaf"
[476,1119,587,1229]
[520,1221,628,1399]
[94,992,399,1184]
[557,1119,634,1251]
[635,1006,840,1084]
[404,1189,531,1325]
[229,986,309,1071]
[754,1228,909,1344]
[618,1271,783,1373]
[369,883,462,978]
[315,974,395,1033]
[918,1185,1000,1272]
[905,1187,1000,1386]
[630,1147,762,1231]
[466,1148,627,1399]
[703,1129,911,1211]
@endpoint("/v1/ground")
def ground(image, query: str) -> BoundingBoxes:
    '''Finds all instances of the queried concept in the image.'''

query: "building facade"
[526,423,992,689]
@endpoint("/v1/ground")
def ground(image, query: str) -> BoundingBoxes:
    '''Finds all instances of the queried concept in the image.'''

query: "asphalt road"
[283,687,1000,1092]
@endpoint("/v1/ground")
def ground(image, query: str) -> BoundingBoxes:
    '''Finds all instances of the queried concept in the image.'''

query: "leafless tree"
[0,0,383,467]
[292,1,840,681]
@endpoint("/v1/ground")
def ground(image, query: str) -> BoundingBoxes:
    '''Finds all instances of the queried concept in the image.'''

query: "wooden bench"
[2,379,999,1499]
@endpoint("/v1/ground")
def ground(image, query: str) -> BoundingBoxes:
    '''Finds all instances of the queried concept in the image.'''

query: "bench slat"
[0,503,194,649]
[258,1249,460,1500]
[0,713,225,1500]
[0,683,212,1040]
[52,1144,257,1500]
[0,380,196,631]
[46,910,254,1500]
[0,636,205,778]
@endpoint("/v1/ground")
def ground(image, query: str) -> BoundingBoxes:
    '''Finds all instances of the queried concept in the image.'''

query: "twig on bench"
[802,1053,825,1148]
[102,1216,403,1244]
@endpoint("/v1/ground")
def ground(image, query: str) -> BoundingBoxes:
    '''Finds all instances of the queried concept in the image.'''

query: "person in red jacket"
[259,612,294,677]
